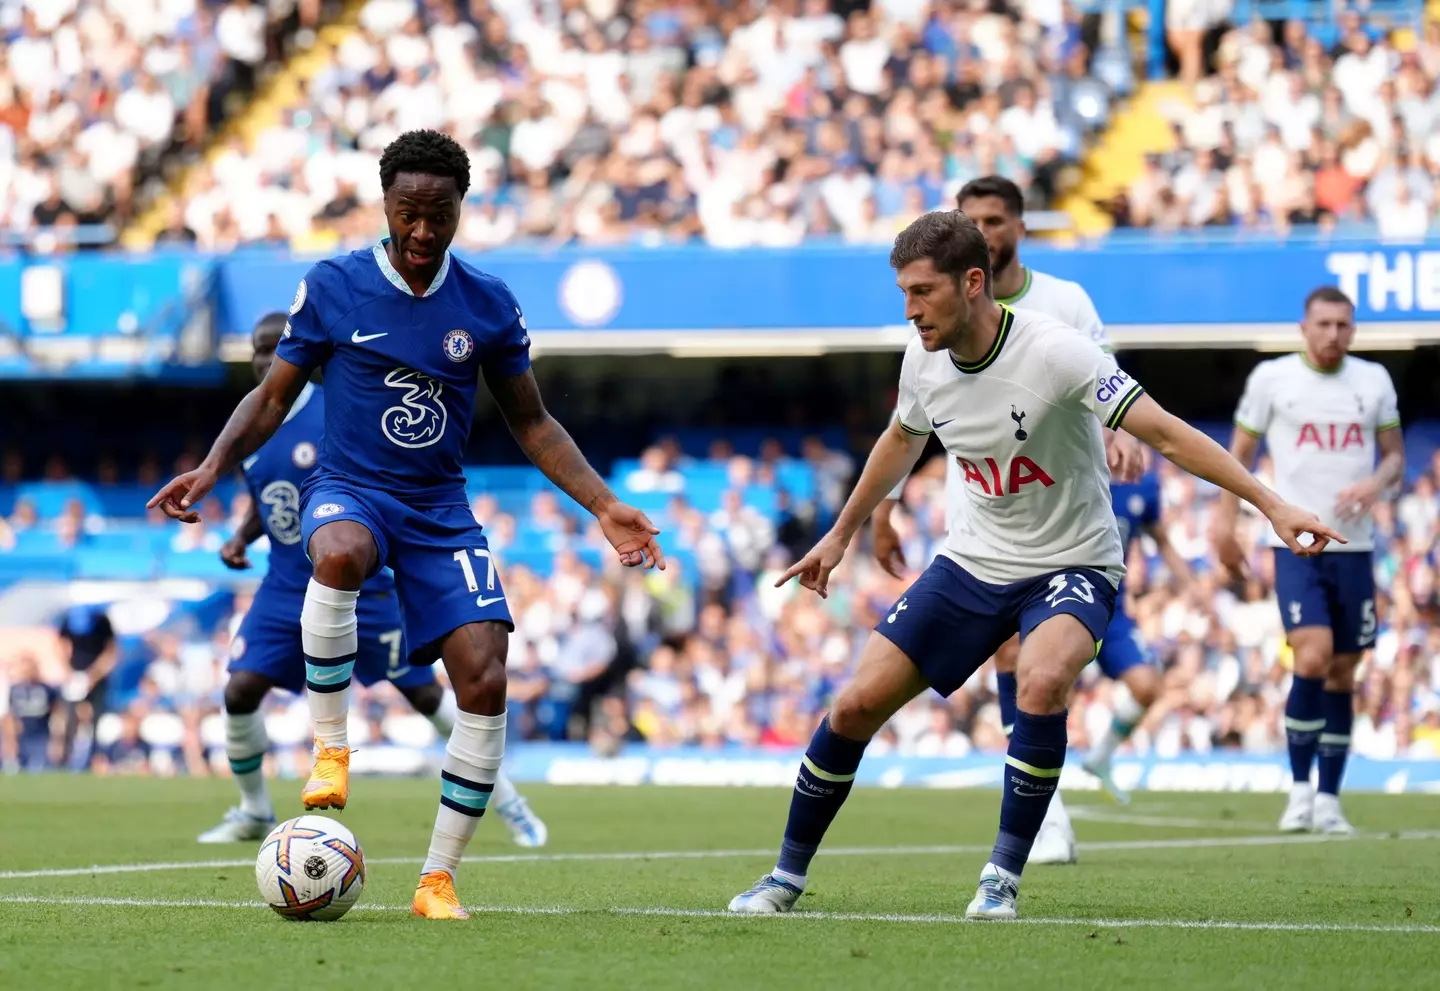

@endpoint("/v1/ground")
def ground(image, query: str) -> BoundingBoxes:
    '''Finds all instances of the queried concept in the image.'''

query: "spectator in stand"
[173,0,1102,250]
[3,653,62,773]
[58,603,118,769]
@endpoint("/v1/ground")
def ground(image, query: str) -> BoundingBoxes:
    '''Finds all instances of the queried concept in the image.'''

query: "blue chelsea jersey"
[241,383,394,596]
[1110,472,1161,589]
[273,241,532,499]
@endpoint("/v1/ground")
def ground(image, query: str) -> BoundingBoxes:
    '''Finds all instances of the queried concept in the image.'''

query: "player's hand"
[598,500,665,570]
[1266,502,1347,557]
[1333,477,1382,522]
[220,535,251,570]
[871,507,907,580]
[1210,528,1249,582]
[1105,429,1146,484]
[147,465,219,524]
[776,530,848,598]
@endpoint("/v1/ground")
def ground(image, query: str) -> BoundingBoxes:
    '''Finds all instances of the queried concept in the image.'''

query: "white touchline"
[2,830,1437,882]
[0,895,1434,935]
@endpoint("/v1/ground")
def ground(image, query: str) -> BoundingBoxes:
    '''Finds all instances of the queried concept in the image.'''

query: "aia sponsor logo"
[956,456,1055,496]
[1296,423,1364,450]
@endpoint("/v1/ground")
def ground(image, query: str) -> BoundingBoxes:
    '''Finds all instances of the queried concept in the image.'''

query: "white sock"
[1090,687,1146,767]
[226,710,272,818]
[425,689,459,738]
[300,578,359,750]
[422,710,506,879]
[491,769,520,810]
[1041,787,1071,831]
[771,867,806,889]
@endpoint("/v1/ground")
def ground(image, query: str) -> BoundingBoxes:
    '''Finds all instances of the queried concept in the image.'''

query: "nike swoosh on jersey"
[475,595,507,607]
[932,417,955,428]
[352,330,388,343]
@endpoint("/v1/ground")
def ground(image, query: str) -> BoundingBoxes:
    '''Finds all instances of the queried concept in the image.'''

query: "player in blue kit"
[151,130,663,919]
[196,313,546,848]
[1076,466,1191,802]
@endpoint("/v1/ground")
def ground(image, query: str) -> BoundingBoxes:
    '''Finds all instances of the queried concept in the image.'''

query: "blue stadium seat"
[14,481,105,518]
[73,549,157,581]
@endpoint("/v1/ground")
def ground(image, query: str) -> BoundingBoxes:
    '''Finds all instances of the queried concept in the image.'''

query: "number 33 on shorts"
[1045,574,1095,607]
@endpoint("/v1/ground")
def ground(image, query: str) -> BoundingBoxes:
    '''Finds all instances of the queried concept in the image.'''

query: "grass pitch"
[2,777,1438,990]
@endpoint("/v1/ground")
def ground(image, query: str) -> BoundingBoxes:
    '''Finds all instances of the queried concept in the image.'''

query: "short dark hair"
[253,312,288,337]
[956,175,1024,218]
[889,210,992,296]
[1304,285,1354,313]
[379,129,470,196]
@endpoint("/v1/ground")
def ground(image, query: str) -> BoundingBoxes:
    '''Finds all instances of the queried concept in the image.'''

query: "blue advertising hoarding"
[356,742,1440,795]
[2,239,1439,377]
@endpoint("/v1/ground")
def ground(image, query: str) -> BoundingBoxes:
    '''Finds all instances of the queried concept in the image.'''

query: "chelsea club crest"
[443,328,474,362]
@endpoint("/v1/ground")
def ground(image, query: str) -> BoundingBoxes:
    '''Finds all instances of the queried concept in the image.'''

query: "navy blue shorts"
[1095,605,1151,680]
[230,580,435,695]
[1272,549,1376,654]
[875,556,1117,697]
[300,476,513,667]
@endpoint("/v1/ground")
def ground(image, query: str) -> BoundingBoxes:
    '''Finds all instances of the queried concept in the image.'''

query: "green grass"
[2,777,1439,989]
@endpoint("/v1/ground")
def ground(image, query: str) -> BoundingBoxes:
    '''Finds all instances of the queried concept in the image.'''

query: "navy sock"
[990,709,1067,876]
[1284,675,1325,784]
[996,672,1018,737]
[776,716,868,878]
[1317,690,1353,796]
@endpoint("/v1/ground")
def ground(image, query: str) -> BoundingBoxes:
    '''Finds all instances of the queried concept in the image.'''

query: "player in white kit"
[871,177,1146,864]
[728,211,1340,919]
[1212,286,1404,835]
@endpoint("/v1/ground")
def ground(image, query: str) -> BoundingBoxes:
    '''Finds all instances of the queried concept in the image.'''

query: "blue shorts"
[876,556,1117,697]
[300,475,513,667]
[230,579,435,694]
[1272,549,1376,654]
[1095,606,1151,680]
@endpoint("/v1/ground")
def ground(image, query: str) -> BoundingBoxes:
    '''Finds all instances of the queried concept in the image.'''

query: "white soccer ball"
[254,815,366,921]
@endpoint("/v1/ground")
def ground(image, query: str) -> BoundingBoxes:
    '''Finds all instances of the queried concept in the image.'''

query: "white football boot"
[1311,792,1356,835]
[728,874,804,914]
[965,863,1021,920]
[197,807,275,844]
[494,794,549,848]
[1278,782,1314,833]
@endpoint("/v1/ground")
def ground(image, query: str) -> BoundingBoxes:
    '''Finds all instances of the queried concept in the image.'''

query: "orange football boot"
[300,742,351,810]
[412,870,470,920]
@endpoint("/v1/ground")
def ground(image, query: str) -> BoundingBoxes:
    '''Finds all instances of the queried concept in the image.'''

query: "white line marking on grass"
[1,895,1435,935]
[3,830,1437,882]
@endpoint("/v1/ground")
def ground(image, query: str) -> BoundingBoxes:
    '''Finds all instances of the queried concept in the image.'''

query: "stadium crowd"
[4,435,1440,775]
[165,0,1106,251]
[1110,9,1439,235]
[0,0,321,241]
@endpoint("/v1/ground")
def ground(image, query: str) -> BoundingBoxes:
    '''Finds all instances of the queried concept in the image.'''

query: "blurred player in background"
[1079,459,1191,800]
[151,130,663,919]
[729,211,1339,920]
[871,176,1146,861]
[197,312,545,848]
[1213,287,1404,835]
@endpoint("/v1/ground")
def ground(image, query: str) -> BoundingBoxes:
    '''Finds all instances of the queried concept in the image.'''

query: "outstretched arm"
[776,417,928,596]
[1120,394,1344,555]
[148,358,310,522]
[487,366,664,569]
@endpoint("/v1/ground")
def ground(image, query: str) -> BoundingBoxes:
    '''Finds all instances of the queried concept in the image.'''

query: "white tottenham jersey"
[899,269,1110,528]
[895,306,1143,587]
[998,267,1109,352]
[1234,353,1400,552]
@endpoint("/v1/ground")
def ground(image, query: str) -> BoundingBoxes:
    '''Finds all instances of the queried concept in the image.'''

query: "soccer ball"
[254,815,366,921]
